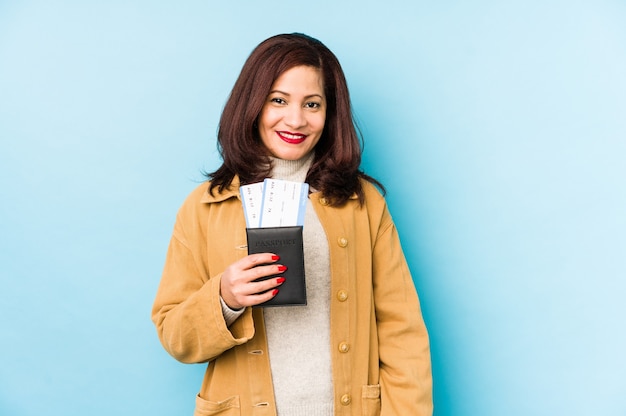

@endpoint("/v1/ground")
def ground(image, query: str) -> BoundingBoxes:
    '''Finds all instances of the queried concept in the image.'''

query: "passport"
[246,226,306,307]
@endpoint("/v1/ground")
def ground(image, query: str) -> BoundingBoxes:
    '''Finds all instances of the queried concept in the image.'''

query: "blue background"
[1,1,625,415]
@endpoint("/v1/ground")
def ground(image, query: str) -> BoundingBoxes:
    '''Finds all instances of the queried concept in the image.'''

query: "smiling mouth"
[276,131,307,144]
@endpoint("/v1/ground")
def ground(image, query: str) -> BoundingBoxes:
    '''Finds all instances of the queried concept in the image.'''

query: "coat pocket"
[361,384,381,416]
[194,394,241,416]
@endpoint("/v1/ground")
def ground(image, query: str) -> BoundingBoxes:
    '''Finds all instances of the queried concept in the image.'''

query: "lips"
[276,131,307,144]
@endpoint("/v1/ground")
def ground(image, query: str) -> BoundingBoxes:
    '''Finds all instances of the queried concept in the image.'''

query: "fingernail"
[276,277,286,284]
[272,289,279,296]
[271,255,280,261]
[277,265,287,272]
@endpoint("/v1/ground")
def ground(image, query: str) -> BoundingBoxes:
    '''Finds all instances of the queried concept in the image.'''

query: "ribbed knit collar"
[269,152,314,183]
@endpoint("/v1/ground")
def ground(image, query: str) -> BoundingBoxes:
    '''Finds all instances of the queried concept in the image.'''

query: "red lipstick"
[276,131,306,144]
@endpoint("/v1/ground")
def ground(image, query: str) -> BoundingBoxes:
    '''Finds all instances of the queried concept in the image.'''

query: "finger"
[229,281,282,308]
[245,287,281,307]
[247,276,286,296]
[225,273,284,304]
[246,263,287,283]
[240,253,281,270]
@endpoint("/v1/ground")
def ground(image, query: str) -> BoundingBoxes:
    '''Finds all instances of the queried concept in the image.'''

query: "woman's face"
[258,65,326,160]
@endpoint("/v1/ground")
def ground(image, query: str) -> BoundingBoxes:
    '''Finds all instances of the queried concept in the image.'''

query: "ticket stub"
[240,179,308,228]
[259,179,309,227]
[239,182,264,228]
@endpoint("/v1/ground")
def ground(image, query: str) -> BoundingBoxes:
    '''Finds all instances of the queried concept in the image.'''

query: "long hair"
[207,33,384,206]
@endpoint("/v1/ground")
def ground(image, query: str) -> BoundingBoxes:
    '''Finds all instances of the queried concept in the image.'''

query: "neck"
[270,152,315,183]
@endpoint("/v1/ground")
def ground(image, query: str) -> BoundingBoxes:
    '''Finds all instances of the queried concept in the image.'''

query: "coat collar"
[200,176,242,204]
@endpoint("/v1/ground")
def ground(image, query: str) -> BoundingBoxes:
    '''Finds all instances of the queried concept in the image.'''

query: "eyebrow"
[269,90,325,100]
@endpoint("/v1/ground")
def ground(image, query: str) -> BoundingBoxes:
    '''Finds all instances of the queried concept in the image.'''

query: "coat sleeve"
[372,205,433,415]
[151,198,255,364]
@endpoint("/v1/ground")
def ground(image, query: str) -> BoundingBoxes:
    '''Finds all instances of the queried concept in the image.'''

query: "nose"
[284,106,306,128]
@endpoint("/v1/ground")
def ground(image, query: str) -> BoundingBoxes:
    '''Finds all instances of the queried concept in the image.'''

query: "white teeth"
[280,132,304,139]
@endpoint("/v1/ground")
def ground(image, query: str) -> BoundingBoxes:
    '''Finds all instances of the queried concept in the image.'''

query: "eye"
[270,97,286,105]
[304,101,321,109]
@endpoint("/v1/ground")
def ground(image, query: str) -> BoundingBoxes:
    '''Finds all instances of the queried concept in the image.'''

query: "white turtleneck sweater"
[222,152,334,415]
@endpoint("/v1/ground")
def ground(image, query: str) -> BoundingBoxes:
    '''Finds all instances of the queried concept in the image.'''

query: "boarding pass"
[240,179,309,228]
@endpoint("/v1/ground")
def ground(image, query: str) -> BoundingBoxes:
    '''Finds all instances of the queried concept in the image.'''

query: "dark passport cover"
[246,226,306,307]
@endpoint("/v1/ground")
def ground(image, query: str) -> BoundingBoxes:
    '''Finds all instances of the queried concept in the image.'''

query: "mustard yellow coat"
[152,177,433,415]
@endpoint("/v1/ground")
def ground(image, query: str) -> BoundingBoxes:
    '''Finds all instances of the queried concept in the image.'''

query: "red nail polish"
[272,289,279,296]
[277,265,287,272]
[276,277,286,284]
[271,255,280,261]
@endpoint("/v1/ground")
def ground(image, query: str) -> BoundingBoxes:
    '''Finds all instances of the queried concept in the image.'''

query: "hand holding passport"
[240,179,308,307]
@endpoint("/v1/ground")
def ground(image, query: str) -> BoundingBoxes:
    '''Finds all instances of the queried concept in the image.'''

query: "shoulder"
[187,181,212,202]
[174,179,239,225]
[360,178,386,207]
[171,182,211,231]
[176,182,209,214]
[357,178,396,232]
[172,179,241,239]
[180,177,241,208]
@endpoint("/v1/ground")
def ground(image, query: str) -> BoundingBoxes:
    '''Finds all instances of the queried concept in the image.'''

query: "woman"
[152,33,433,416]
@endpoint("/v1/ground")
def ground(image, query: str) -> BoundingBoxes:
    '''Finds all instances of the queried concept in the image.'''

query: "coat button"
[319,197,329,206]
[337,290,348,302]
[338,342,350,353]
[337,237,348,247]
[340,394,351,406]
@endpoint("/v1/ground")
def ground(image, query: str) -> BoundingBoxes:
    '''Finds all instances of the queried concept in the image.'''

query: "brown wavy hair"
[207,33,383,206]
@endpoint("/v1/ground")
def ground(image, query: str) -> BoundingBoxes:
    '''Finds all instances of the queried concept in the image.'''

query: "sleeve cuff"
[220,296,245,326]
